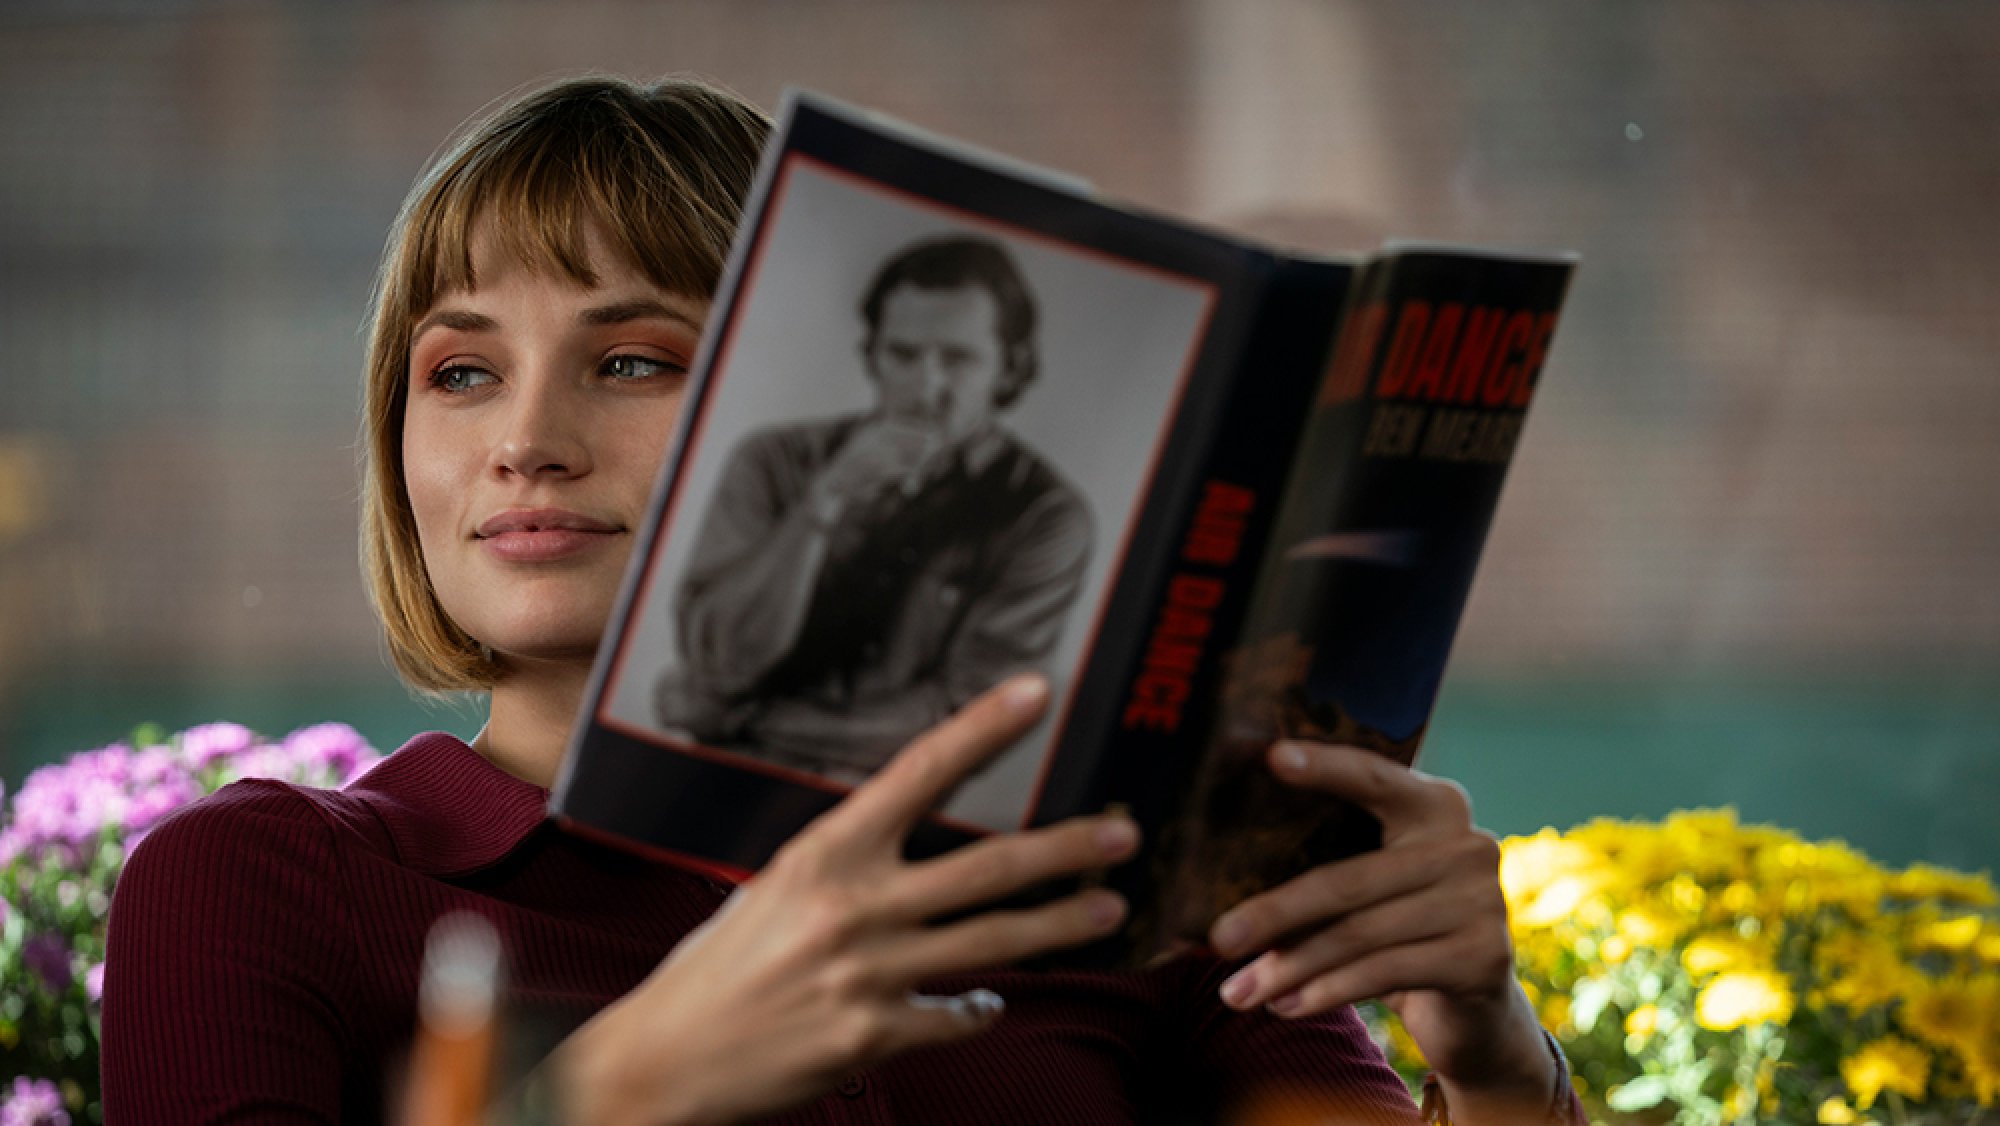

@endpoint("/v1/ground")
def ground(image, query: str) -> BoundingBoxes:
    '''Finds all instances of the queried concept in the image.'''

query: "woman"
[102,75,1579,1124]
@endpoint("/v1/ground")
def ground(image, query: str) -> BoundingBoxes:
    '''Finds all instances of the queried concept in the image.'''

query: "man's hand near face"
[805,417,950,525]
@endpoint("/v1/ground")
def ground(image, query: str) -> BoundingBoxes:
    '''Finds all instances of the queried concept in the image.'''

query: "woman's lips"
[480,527,617,562]
[476,508,621,563]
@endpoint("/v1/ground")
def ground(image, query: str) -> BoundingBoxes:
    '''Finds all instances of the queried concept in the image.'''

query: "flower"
[20,934,71,995]
[1499,830,1614,926]
[1694,970,1796,1030]
[1963,1036,2000,1106]
[1615,904,1687,948]
[1,721,381,1122]
[1899,973,1995,1056]
[0,1077,70,1126]
[1498,812,1997,1123]
[1910,912,1986,954]
[280,724,372,784]
[1841,1036,1930,1109]
[1816,930,1920,1012]
[178,722,255,769]
[1681,931,1772,978]
[1889,864,1998,908]
[1623,1003,1659,1043]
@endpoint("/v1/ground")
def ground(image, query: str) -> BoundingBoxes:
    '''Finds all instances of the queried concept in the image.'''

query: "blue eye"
[603,354,685,381]
[429,365,496,393]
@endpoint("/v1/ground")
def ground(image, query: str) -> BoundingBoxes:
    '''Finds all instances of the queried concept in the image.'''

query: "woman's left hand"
[1207,741,1558,1117]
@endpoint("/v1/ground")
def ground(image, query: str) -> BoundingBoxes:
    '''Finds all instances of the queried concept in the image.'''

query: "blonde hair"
[360,75,770,692]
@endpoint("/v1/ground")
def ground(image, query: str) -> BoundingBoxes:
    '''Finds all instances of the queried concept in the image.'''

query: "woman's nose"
[493,376,590,480]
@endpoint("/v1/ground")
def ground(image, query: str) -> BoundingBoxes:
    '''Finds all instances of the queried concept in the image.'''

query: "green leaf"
[1607,1074,1672,1111]
[1571,977,1615,1033]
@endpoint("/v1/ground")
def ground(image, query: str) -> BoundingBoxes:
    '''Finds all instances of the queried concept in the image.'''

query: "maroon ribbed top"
[102,732,1446,1124]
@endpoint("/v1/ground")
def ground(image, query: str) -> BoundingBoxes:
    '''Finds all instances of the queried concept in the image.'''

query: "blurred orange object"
[397,913,502,1126]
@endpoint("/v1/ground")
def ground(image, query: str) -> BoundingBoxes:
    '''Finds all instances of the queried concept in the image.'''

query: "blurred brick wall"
[2,0,1997,725]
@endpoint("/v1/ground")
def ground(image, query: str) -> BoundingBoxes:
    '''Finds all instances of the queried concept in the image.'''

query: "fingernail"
[1271,743,1309,774]
[1220,967,1256,1008]
[1096,818,1139,857]
[1005,674,1049,714]
[1267,990,1303,1017]
[1210,913,1249,955]
[1086,890,1127,929]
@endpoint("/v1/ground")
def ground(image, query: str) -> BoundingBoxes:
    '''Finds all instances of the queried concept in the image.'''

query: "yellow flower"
[1818,931,1921,1012]
[1758,838,1885,918]
[1888,863,1998,907]
[1499,830,1597,902]
[1383,1013,1427,1068]
[1616,904,1688,948]
[1664,874,1708,916]
[1695,971,1795,1030]
[1624,1003,1659,1044]
[1841,1037,1930,1109]
[1911,913,1986,954]
[1963,1036,2000,1106]
[1816,1095,1859,1124]
[1500,831,1615,927]
[1569,821,1669,885]
[1978,931,2000,965]
[1682,931,1772,978]
[1899,973,1995,1055]
[1718,879,1761,917]
[1539,992,1571,1033]
[1511,930,1565,979]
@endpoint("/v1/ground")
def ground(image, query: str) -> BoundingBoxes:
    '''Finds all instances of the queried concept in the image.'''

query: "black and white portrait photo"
[603,158,1214,830]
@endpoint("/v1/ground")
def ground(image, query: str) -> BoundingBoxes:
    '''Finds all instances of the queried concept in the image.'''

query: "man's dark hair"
[859,235,1039,407]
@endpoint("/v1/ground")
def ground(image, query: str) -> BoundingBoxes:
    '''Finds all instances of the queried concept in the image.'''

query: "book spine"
[1061,254,1358,967]
[1146,250,1576,956]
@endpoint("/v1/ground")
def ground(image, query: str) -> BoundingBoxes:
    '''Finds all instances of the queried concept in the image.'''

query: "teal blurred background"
[2,2,1995,874]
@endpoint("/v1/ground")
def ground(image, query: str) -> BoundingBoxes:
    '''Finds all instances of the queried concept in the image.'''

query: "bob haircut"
[360,75,771,693]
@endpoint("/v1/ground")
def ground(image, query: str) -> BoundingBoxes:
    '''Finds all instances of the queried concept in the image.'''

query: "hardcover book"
[551,90,1576,965]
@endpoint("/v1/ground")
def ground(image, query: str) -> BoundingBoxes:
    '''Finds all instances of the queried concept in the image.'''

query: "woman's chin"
[482,626,611,671]
[498,644,602,665]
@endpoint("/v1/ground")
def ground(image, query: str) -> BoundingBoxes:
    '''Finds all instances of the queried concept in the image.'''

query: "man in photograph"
[655,235,1093,781]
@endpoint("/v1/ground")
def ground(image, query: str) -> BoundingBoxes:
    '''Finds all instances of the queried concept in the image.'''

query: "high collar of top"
[339,731,549,878]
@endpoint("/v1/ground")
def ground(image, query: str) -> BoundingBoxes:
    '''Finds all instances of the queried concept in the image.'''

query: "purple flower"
[281,723,374,785]
[178,722,256,770]
[21,934,72,995]
[83,963,104,1003]
[0,723,379,869]
[121,772,202,836]
[226,742,295,784]
[130,745,182,788]
[0,1077,70,1126]
[0,736,215,863]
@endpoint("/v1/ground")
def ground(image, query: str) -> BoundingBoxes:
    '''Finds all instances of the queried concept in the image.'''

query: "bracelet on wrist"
[1418,1026,1574,1125]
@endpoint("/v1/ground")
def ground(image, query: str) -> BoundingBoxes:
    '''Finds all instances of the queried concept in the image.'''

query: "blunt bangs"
[401,78,760,318]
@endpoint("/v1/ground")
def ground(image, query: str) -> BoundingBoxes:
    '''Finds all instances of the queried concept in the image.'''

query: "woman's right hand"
[551,673,1139,1126]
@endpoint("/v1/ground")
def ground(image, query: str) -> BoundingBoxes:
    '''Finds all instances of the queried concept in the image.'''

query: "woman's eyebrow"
[582,298,700,330]
[412,309,496,338]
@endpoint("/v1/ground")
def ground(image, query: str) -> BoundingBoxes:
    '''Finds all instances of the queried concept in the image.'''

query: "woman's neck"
[474,658,593,790]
